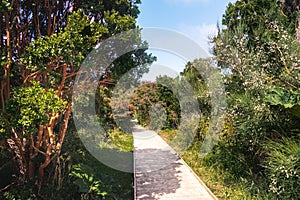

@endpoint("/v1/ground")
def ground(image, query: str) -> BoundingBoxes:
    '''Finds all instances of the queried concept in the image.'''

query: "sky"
[136,0,235,75]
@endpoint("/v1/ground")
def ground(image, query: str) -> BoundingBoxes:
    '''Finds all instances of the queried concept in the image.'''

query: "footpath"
[133,124,218,200]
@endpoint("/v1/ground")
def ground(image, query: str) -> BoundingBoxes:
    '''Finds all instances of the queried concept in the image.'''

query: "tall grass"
[158,130,275,199]
[264,137,300,199]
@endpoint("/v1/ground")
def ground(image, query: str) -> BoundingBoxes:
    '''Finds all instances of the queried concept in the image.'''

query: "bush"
[265,138,300,199]
[130,82,180,130]
[206,92,275,179]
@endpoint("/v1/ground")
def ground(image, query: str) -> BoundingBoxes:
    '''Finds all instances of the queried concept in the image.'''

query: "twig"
[0,182,16,193]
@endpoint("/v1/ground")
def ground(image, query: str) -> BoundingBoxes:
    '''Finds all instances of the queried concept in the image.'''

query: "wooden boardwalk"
[133,124,217,200]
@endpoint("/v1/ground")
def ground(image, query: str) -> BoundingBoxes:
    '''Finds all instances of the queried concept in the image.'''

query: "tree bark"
[2,12,12,108]
[56,102,71,152]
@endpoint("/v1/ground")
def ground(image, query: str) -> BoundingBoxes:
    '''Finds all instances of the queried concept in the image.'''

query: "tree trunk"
[1,12,12,110]
[56,102,71,152]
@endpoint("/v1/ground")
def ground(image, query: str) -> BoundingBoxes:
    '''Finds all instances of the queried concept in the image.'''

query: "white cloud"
[177,23,218,55]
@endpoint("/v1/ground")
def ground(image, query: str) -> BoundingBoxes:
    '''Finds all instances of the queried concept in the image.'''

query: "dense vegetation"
[132,0,300,199]
[1,0,299,199]
[210,0,300,198]
[0,0,153,199]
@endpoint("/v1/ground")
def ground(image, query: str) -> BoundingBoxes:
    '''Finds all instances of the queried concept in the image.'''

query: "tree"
[212,0,300,197]
[220,0,296,48]
[214,0,300,92]
[280,0,300,41]
[0,0,152,189]
[130,81,180,130]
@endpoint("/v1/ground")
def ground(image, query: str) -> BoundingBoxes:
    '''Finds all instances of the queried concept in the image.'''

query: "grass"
[181,141,256,199]
[69,145,134,200]
[0,129,134,200]
[62,129,134,199]
[158,129,177,142]
[158,129,273,200]
[108,128,134,152]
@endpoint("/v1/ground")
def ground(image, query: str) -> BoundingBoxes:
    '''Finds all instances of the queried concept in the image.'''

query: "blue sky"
[136,0,235,74]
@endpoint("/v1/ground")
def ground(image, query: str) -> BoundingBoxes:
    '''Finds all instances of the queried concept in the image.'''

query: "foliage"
[136,1,300,199]
[66,132,134,200]
[130,81,180,130]
[181,60,211,116]
[7,82,66,133]
[158,130,274,199]
[131,82,158,126]
[209,0,300,198]
[0,0,10,12]
[0,0,153,196]
[22,10,106,72]
[265,137,300,199]
[180,59,212,141]
[265,87,300,118]
[95,85,115,131]
[106,128,133,152]
[1,130,134,200]
[69,128,134,199]
[220,0,297,50]
[156,76,181,129]
[158,129,177,142]
[216,91,290,175]
[70,163,108,199]
[120,0,300,199]
[265,87,300,108]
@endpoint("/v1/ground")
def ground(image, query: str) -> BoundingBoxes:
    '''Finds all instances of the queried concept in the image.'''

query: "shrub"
[265,137,300,199]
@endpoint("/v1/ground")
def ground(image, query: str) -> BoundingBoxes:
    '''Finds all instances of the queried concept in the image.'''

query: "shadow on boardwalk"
[133,124,217,200]
[135,148,183,199]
